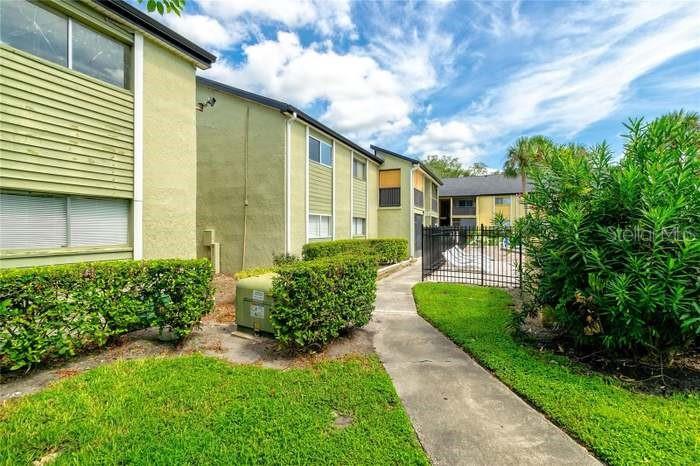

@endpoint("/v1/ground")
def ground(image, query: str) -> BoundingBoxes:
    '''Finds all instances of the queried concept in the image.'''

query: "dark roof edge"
[95,0,216,67]
[370,145,443,185]
[440,190,522,196]
[197,77,382,164]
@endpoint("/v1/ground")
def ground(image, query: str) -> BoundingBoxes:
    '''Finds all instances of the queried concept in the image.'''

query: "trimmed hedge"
[271,255,376,348]
[302,238,409,265]
[0,259,213,370]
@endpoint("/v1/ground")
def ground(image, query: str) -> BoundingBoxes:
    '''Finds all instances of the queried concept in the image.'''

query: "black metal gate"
[422,225,522,288]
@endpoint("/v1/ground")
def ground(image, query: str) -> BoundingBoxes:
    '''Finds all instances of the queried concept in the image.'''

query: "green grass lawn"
[0,354,427,465]
[413,283,700,466]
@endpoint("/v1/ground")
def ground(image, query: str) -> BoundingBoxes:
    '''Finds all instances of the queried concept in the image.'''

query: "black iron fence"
[422,225,522,288]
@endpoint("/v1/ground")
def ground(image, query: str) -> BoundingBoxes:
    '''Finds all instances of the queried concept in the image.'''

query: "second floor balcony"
[414,189,424,208]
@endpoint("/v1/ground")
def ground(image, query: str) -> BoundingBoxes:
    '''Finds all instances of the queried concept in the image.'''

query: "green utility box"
[235,273,276,333]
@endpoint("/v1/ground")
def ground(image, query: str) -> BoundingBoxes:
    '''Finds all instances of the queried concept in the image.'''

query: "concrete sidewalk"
[369,262,600,466]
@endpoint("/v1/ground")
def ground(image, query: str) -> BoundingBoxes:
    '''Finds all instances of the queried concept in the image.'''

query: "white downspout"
[132,33,144,260]
[409,165,415,257]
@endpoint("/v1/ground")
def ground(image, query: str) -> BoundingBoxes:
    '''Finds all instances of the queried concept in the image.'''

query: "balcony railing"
[452,202,476,215]
[414,189,424,208]
[379,187,401,207]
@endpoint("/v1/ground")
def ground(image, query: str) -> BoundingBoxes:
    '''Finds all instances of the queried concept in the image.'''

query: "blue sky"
[142,0,699,169]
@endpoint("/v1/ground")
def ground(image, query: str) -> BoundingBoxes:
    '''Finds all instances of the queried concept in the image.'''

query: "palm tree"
[503,136,553,195]
[504,136,553,211]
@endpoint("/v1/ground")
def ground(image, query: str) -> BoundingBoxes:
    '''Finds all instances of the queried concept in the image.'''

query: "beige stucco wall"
[142,38,197,259]
[196,83,286,273]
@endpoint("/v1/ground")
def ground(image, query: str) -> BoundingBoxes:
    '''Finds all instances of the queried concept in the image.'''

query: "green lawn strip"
[0,354,428,465]
[413,283,700,466]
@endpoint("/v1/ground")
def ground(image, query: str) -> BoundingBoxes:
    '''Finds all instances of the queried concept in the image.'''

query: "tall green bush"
[515,112,699,358]
[271,255,376,348]
[302,238,408,264]
[0,259,214,370]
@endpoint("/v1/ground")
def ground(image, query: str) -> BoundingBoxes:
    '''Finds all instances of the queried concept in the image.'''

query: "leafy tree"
[138,0,185,16]
[423,155,493,178]
[423,154,470,178]
[467,162,490,176]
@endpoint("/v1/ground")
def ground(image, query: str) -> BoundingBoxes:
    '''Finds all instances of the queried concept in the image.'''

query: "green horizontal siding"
[0,246,133,268]
[0,45,134,199]
[309,162,332,215]
[353,178,367,218]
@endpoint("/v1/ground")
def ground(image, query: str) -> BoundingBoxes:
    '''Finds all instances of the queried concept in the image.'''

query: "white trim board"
[331,139,336,240]
[349,150,354,237]
[304,125,310,244]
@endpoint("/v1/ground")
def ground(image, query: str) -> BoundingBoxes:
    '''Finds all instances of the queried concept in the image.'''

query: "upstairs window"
[0,0,67,66]
[495,197,512,205]
[309,136,333,167]
[457,199,473,208]
[0,0,128,88]
[353,158,366,181]
[72,21,127,87]
[379,169,401,207]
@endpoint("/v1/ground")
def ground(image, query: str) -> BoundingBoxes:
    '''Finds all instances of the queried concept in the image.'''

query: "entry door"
[414,213,423,257]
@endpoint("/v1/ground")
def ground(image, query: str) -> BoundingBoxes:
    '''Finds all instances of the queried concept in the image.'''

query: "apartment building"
[0,0,215,268]
[371,145,442,258]
[195,78,383,273]
[438,175,527,227]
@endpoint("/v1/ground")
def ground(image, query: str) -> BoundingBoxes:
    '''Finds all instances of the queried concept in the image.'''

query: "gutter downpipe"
[241,105,250,270]
[283,109,298,255]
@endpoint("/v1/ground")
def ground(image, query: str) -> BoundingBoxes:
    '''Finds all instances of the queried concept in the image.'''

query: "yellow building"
[438,175,527,227]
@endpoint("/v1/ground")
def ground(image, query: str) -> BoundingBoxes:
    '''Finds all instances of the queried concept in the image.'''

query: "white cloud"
[161,13,244,50]
[201,32,413,140]
[408,121,486,163]
[408,1,700,164]
[197,0,353,36]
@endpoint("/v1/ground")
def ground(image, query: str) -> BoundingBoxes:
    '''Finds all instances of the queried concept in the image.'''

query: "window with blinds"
[0,193,129,250]
[353,158,366,181]
[352,217,366,236]
[308,214,331,239]
[379,169,401,207]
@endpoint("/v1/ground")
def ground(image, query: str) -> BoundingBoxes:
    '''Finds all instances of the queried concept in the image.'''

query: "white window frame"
[495,196,512,206]
[352,217,366,236]
[308,213,332,239]
[308,135,333,168]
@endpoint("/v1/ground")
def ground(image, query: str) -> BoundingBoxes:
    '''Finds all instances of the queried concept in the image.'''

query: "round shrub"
[270,255,377,349]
